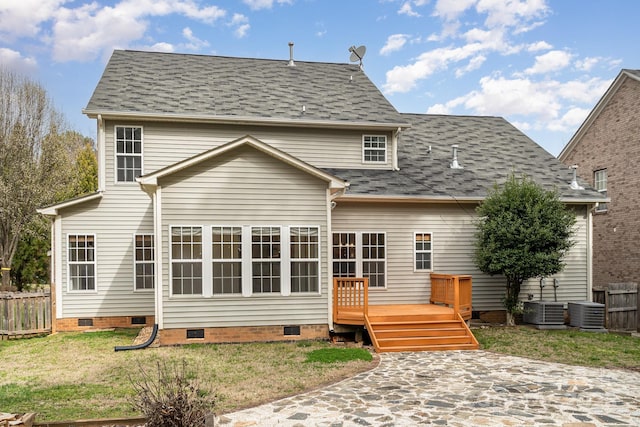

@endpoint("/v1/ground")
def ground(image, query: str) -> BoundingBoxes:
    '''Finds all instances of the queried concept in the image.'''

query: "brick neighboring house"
[558,69,640,287]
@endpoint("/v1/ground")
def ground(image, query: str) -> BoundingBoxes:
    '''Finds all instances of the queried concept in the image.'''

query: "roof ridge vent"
[569,165,584,190]
[450,145,463,169]
[288,42,295,67]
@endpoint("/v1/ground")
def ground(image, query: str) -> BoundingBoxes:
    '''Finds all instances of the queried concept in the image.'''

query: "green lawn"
[0,326,638,422]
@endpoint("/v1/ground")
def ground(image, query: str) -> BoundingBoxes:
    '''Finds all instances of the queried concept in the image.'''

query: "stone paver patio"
[216,350,640,426]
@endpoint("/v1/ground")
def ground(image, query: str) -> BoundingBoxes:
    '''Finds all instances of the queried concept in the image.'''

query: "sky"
[0,0,637,156]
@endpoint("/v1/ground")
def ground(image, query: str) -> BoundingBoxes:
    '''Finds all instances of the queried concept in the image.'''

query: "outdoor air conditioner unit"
[568,302,606,331]
[523,301,566,329]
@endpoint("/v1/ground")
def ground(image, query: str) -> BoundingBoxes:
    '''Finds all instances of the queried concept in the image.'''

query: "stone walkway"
[216,351,640,426]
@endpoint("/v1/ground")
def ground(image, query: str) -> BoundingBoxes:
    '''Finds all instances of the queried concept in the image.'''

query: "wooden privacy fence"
[0,292,52,339]
[592,283,638,331]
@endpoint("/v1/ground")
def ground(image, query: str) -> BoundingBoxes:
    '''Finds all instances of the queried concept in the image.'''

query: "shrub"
[130,359,215,427]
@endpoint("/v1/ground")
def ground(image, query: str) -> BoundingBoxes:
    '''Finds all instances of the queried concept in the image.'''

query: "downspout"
[587,205,593,301]
[97,115,106,191]
[114,324,158,352]
[326,186,348,333]
[392,127,401,171]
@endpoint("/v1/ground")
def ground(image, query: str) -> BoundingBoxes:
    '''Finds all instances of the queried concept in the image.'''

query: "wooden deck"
[333,277,479,352]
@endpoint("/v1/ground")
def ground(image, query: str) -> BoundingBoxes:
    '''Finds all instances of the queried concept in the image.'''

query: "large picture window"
[68,234,96,291]
[134,234,154,290]
[171,226,203,295]
[290,227,319,293]
[115,126,142,182]
[251,227,281,293]
[212,226,242,295]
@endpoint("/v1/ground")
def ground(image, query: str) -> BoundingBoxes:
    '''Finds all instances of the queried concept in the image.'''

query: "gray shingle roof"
[85,50,406,125]
[326,114,605,202]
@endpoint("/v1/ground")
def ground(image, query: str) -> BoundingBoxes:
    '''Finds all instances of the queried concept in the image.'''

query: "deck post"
[453,276,460,317]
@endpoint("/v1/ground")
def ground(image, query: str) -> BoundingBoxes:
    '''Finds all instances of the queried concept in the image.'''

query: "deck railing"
[333,277,369,325]
[1,292,52,339]
[430,273,472,320]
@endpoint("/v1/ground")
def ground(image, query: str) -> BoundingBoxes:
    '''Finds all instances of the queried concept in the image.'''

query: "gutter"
[114,324,158,352]
[82,109,411,132]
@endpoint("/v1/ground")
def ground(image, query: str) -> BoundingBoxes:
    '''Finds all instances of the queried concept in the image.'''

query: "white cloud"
[242,0,293,11]
[525,50,572,75]
[575,56,600,72]
[182,27,209,50]
[0,0,66,40]
[398,2,421,17]
[426,103,452,115]
[455,55,486,77]
[230,13,250,38]
[527,41,552,52]
[476,0,549,29]
[49,0,227,62]
[0,47,38,73]
[380,34,409,56]
[432,0,476,21]
[143,42,175,53]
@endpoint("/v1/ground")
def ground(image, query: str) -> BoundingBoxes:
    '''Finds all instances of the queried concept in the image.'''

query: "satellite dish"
[348,45,366,69]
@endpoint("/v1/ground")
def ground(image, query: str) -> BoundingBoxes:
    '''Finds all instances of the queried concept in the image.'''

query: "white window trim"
[67,233,97,293]
[289,226,321,295]
[362,135,387,164]
[169,225,205,297]
[332,231,387,289]
[413,232,433,272]
[211,226,243,297]
[168,225,322,298]
[133,233,155,292]
[594,169,608,212]
[114,125,143,184]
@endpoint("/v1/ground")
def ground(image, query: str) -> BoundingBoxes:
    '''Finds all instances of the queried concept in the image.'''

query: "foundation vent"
[78,318,93,327]
[186,329,205,339]
[284,325,301,336]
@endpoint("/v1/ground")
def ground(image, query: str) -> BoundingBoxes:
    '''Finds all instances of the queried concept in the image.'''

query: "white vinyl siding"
[68,234,96,292]
[332,203,590,310]
[134,234,154,290]
[115,126,143,183]
[105,121,392,176]
[58,191,155,318]
[159,145,330,329]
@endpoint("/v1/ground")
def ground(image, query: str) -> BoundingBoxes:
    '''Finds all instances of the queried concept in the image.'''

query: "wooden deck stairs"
[334,274,479,353]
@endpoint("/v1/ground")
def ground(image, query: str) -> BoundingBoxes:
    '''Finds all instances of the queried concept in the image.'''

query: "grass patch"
[0,330,376,421]
[474,326,640,370]
[305,347,373,364]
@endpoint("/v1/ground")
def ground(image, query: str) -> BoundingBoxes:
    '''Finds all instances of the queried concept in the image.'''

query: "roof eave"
[336,193,606,204]
[82,109,411,131]
[37,191,103,216]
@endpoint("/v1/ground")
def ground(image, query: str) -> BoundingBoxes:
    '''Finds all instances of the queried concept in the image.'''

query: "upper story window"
[594,169,607,212]
[362,135,387,163]
[115,126,142,182]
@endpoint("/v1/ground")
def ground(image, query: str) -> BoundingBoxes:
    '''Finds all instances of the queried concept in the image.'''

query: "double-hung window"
[414,233,432,271]
[171,226,203,295]
[115,126,142,182]
[290,227,319,293]
[68,234,96,291]
[332,232,386,288]
[594,169,607,212]
[362,135,387,163]
[134,235,154,290]
[251,227,281,293]
[212,226,242,295]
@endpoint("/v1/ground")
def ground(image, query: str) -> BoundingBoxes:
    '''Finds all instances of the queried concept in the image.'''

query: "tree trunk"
[506,311,516,326]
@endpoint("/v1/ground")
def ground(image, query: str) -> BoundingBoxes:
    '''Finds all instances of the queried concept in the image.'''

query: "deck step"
[366,314,479,353]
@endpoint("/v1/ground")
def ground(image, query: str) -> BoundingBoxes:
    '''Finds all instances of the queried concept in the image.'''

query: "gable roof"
[37,191,103,216]
[137,135,347,193]
[559,69,640,161]
[83,50,409,130]
[326,114,605,203]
